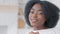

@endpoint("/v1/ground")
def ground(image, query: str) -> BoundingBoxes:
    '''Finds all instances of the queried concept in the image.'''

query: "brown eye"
[30,11,34,14]
[39,12,43,14]
[30,10,34,14]
[38,12,44,15]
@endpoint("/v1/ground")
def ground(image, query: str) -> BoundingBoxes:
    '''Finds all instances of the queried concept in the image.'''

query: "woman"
[25,0,60,34]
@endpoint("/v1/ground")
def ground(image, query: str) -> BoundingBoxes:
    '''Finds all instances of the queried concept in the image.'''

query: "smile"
[31,19,38,22]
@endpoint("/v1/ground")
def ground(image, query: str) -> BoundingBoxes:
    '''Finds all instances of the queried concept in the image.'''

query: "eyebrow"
[31,8,43,11]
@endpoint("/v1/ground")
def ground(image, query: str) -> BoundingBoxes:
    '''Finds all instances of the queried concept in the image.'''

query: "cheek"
[38,15,46,23]
[29,13,33,19]
[29,14,31,19]
[29,14,31,21]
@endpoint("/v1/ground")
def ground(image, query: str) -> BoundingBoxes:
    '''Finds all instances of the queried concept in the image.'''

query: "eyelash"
[39,12,44,14]
[30,11,44,14]
[30,11,34,14]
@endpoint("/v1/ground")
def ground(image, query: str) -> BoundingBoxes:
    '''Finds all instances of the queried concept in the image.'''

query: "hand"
[29,31,39,34]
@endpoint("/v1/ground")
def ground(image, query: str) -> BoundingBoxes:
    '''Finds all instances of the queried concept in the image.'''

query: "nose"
[32,13,37,18]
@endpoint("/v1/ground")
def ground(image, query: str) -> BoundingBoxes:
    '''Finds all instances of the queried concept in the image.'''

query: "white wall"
[0,11,18,34]
[0,0,18,34]
[0,0,18,6]
[46,0,60,9]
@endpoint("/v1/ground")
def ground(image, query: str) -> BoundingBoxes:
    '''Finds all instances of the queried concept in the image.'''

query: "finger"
[29,31,35,34]
[35,32,39,34]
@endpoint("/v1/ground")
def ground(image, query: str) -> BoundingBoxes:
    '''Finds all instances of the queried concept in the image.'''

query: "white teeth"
[32,19,37,21]
[33,20,36,21]
[32,19,36,21]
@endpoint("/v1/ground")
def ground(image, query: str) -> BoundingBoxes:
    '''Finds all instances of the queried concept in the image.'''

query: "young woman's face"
[29,4,46,27]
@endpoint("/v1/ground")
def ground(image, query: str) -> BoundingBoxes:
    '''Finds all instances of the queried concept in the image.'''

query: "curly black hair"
[25,0,59,28]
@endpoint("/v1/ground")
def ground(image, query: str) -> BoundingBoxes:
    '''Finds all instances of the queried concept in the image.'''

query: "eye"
[39,12,43,14]
[38,11,44,14]
[30,10,34,14]
[30,11,34,14]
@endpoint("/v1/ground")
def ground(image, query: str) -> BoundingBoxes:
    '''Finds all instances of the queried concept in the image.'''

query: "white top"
[18,27,60,34]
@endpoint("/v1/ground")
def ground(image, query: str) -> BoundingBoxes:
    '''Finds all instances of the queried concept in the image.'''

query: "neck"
[33,26,48,30]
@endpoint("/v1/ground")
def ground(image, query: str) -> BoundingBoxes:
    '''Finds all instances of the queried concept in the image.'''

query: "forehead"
[31,3,43,10]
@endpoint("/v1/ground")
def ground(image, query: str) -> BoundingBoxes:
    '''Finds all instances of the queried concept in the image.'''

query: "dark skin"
[29,3,48,34]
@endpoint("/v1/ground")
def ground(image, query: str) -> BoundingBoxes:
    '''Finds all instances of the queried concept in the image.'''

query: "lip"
[30,19,38,22]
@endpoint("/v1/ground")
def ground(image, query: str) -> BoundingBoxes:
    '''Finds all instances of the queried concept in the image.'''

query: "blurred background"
[0,0,18,34]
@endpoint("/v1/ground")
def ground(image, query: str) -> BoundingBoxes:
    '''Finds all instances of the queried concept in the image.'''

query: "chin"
[31,24,38,27]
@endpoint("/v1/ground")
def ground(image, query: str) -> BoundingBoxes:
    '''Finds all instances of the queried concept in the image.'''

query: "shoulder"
[38,27,60,34]
[46,27,60,34]
[52,27,60,34]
